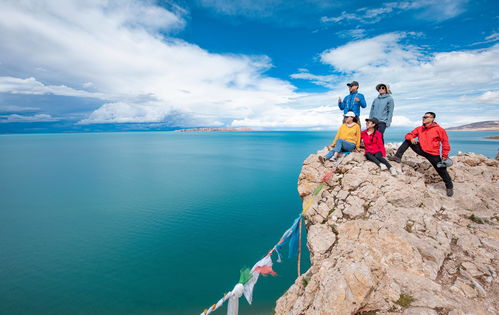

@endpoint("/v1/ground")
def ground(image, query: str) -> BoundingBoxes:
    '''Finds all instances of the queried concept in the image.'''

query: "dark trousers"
[366,151,391,168]
[377,122,387,143]
[395,140,453,189]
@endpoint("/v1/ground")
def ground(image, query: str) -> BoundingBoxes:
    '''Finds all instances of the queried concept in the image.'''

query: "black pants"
[366,152,391,168]
[377,122,387,143]
[395,140,453,189]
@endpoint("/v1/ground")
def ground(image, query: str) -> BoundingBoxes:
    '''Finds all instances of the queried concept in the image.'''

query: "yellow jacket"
[332,123,361,148]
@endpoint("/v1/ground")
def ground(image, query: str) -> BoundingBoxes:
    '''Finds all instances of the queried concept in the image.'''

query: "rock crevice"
[275,145,499,315]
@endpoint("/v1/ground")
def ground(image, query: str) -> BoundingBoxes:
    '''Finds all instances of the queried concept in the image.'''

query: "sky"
[0,0,498,133]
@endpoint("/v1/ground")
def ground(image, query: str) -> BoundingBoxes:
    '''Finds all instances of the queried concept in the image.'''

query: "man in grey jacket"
[369,83,394,142]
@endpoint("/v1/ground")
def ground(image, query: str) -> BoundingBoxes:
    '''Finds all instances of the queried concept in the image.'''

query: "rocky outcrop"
[275,145,499,315]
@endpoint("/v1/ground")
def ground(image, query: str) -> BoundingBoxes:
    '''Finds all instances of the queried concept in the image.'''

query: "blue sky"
[0,0,498,133]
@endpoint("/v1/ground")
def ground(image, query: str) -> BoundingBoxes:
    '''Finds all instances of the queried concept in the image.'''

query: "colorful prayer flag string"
[199,152,349,315]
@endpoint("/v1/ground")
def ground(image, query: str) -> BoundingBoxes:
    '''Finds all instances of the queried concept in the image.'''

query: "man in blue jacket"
[338,81,367,127]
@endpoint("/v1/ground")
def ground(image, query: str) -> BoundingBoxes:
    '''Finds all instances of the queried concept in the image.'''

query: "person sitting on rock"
[361,118,396,175]
[388,112,454,196]
[319,111,360,163]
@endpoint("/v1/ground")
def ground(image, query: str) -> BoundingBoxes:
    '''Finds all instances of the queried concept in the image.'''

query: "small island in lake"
[173,127,253,132]
[447,120,499,131]
[484,135,499,140]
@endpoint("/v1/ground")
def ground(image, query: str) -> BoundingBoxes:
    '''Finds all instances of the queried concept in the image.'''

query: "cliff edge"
[275,145,499,315]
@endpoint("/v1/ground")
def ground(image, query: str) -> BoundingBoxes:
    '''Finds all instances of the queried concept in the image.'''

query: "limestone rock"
[275,147,499,315]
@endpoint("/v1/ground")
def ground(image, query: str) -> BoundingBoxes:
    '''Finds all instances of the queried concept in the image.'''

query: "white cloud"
[0,76,107,98]
[291,32,499,127]
[320,33,424,72]
[336,28,367,40]
[0,105,40,112]
[459,91,499,105]
[0,0,297,126]
[0,113,58,123]
[231,105,342,129]
[196,0,340,24]
[0,1,495,131]
[321,0,467,25]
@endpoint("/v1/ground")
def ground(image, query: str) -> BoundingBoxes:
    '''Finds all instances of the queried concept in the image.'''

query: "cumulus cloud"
[291,32,499,127]
[459,91,499,105]
[0,0,297,126]
[0,1,495,130]
[0,76,106,98]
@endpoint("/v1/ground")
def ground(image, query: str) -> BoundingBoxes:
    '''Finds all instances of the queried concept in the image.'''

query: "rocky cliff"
[275,145,499,315]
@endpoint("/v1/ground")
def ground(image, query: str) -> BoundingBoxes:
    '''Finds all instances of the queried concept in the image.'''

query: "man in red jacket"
[388,112,454,196]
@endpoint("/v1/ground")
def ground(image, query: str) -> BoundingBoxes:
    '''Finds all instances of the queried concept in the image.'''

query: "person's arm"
[355,125,361,149]
[405,127,419,141]
[359,94,367,109]
[386,97,394,127]
[338,96,346,111]
[369,100,375,119]
[440,128,451,158]
[332,125,343,147]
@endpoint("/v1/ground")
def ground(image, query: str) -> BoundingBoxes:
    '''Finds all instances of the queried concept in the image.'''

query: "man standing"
[388,112,454,196]
[369,83,394,143]
[338,81,366,127]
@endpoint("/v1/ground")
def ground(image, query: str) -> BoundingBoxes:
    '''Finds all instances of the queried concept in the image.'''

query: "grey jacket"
[369,94,394,127]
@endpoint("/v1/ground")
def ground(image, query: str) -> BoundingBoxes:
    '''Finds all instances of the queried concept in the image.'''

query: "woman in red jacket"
[361,118,397,175]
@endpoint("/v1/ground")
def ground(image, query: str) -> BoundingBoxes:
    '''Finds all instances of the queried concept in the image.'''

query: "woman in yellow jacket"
[320,111,361,162]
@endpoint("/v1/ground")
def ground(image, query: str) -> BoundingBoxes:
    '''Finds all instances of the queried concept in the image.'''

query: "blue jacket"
[338,92,367,117]
[369,94,394,127]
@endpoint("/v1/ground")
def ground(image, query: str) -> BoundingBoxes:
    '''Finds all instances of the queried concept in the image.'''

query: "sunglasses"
[422,116,432,119]
[377,86,386,90]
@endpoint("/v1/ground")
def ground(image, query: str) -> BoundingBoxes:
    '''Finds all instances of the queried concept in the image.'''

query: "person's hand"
[338,97,342,103]
[411,138,418,144]
[354,97,360,102]
[327,145,332,151]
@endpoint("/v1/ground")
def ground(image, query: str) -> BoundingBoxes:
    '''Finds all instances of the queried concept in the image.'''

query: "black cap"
[347,81,359,87]
[365,117,380,125]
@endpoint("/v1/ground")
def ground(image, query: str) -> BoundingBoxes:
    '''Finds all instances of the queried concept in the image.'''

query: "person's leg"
[375,152,392,169]
[392,139,412,158]
[324,139,344,160]
[324,150,334,160]
[365,152,381,166]
[341,140,356,153]
[377,122,387,143]
[334,139,345,153]
[424,154,454,189]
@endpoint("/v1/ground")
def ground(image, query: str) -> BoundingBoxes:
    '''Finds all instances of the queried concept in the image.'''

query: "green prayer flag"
[239,268,253,284]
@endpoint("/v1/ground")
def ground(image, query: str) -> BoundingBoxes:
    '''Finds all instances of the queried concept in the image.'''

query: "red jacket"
[361,130,386,156]
[405,123,450,158]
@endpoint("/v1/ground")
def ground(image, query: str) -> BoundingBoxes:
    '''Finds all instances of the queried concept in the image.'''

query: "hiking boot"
[446,188,454,197]
[380,164,388,171]
[388,155,401,163]
[318,156,325,164]
[389,167,397,175]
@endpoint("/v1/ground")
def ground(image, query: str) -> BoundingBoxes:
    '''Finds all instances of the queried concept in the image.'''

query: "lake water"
[0,130,497,315]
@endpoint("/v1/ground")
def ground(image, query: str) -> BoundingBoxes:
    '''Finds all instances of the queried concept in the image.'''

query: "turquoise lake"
[0,131,497,314]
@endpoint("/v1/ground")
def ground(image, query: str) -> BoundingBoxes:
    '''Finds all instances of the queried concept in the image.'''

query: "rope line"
[198,152,349,315]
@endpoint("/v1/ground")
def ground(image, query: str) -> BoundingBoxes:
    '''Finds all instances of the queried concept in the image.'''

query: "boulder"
[275,147,499,315]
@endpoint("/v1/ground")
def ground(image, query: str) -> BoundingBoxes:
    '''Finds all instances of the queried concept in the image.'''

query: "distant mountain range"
[447,120,499,131]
